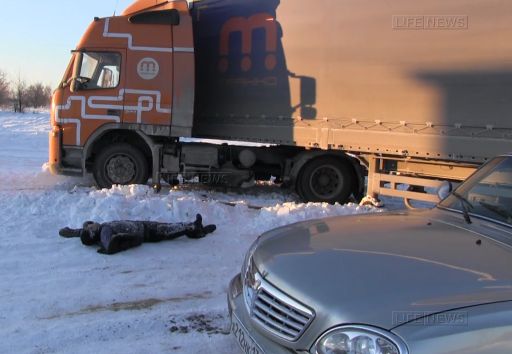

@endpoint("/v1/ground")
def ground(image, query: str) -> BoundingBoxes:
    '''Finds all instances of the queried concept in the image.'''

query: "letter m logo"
[218,13,278,73]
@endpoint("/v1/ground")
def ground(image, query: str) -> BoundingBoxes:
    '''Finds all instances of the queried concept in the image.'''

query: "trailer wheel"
[93,143,149,189]
[297,157,355,204]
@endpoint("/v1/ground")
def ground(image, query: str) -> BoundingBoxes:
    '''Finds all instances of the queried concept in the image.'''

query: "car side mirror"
[437,181,453,201]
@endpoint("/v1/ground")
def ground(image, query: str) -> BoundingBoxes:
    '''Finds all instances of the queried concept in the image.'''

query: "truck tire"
[297,157,355,204]
[93,143,149,189]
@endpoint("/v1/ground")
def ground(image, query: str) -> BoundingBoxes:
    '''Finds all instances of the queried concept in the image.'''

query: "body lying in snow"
[59,214,216,255]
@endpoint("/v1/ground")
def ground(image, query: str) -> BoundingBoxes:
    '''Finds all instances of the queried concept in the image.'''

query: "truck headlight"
[313,326,407,354]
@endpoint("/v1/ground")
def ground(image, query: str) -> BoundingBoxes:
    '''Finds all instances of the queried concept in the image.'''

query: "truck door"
[122,24,173,128]
[59,49,127,147]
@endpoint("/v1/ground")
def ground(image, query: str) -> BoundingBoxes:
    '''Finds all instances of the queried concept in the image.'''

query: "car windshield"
[439,156,512,226]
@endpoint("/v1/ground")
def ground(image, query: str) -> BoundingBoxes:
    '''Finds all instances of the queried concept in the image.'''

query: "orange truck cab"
[50,0,196,185]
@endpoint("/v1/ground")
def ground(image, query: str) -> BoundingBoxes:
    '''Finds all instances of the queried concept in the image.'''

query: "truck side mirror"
[70,77,92,92]
[290,73,317,119]
[300,77,316,107]
[301,106,317,120]
[70,78,80,93]
[70,51,84,93]
[300,76,317,119]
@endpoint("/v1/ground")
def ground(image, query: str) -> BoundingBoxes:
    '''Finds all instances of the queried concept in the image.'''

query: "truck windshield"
[78,52,121,90]
[439,156,512,226]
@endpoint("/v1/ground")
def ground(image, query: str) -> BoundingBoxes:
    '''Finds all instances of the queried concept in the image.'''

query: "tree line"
[0,70,52,112]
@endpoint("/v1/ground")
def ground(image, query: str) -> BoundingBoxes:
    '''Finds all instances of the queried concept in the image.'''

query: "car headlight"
[241,238,259,284]
[241,239,261,311]
[313,326,408,354]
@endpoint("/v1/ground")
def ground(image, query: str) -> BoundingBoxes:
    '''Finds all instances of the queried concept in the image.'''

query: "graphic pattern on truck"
[103,18,194,54]
[55,89,172,145]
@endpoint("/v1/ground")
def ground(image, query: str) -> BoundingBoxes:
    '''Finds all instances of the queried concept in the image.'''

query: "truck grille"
[250,279,314,341]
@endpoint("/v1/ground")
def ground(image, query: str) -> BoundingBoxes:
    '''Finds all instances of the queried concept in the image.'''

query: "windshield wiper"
[452,192,473,224]
[479,201,512,221]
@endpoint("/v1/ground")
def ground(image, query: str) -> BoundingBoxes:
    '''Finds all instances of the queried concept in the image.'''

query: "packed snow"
[0,111,387,354]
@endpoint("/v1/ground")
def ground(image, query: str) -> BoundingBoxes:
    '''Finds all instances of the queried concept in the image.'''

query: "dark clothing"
[60,214,216,255]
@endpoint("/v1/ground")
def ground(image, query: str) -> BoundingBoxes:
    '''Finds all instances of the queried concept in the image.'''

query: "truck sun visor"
[129,9,180,25]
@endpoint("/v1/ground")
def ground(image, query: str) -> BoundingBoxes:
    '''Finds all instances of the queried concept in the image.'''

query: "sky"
[0,0,135,88]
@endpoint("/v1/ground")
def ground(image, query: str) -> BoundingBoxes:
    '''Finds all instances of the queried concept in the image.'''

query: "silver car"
[228,154,512,354]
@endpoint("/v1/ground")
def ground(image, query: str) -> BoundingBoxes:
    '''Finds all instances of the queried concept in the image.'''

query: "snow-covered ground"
[0,111,390,354]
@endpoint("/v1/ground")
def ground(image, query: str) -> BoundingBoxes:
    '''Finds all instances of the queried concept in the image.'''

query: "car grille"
[250,279,315,341]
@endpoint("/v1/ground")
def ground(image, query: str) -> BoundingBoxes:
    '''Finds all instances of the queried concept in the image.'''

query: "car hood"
[253,209,512,330]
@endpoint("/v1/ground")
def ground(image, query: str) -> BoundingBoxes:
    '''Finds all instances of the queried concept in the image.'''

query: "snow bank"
[28,183,376,231]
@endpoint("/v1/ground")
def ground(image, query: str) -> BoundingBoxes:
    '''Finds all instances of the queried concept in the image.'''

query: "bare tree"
[0,70,9,106]
[12,74,28,113]
[26,83,52,108]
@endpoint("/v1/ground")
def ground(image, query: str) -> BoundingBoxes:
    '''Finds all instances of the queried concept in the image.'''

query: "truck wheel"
[93,143,149,189]
[297,157,355,204]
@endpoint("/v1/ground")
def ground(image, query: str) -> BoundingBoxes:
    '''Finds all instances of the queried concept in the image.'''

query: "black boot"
[186,214,217,239]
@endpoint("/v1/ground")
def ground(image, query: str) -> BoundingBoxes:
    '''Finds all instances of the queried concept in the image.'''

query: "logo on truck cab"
[137,58,160,80]
[218,13,278,73]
